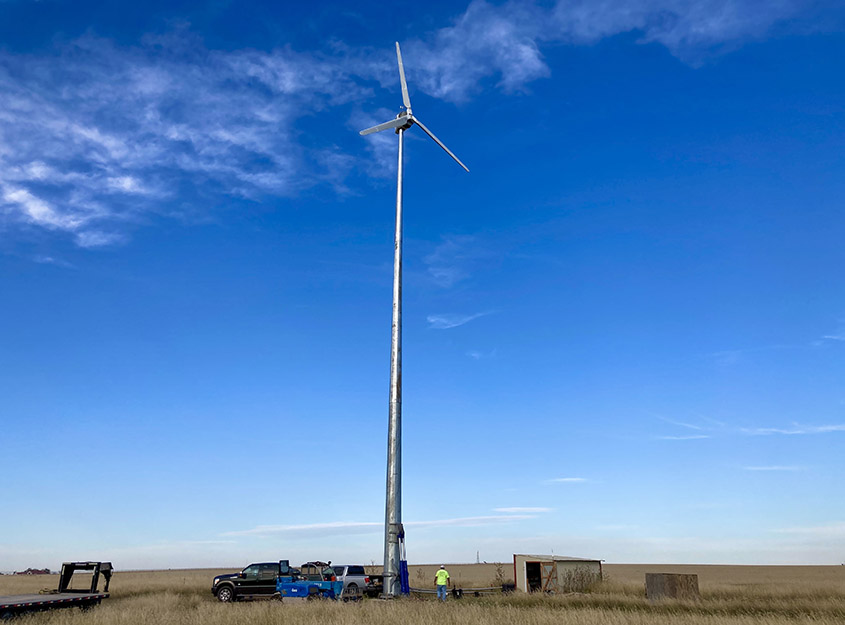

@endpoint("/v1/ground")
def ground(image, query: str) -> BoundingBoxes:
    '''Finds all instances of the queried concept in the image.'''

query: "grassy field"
[2,563,844,624]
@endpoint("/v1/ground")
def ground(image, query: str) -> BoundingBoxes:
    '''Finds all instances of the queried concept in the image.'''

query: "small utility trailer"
[0,561,112,619]
[275,561,345,601]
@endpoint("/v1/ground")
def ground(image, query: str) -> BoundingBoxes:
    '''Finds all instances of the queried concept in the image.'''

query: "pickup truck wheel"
[217,586,235,603]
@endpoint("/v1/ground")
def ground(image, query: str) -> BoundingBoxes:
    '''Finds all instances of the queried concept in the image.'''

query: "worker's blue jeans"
[437,584,447,601]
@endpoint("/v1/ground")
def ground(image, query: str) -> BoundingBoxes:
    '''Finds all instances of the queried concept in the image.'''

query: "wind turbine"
[360,42,468,598]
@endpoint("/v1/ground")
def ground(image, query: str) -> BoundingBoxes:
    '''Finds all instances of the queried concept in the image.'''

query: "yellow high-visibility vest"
[435,569,449,585]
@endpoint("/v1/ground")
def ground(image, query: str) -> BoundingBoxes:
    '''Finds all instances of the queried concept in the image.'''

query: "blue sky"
[2,0,845,571]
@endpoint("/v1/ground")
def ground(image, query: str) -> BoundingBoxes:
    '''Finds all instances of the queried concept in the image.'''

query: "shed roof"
[514,554,601,563]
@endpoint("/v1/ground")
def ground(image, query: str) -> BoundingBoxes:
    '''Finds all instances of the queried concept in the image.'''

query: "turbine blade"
[396,42,412,111]
[360,117,406,136]
[412,117,470,172]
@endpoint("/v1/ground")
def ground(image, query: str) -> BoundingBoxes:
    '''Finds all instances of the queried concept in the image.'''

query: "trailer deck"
[0,592,108,609]
[0,561,112,618]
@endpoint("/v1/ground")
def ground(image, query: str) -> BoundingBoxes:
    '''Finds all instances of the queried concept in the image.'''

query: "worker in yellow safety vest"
[434,565,450,601]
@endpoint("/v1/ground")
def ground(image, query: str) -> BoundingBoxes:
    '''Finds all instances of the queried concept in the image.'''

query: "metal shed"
[513,554,602,593]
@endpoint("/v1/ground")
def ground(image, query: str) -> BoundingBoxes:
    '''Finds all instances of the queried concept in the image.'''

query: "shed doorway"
[526,561,558,592]
[526,562,542,591]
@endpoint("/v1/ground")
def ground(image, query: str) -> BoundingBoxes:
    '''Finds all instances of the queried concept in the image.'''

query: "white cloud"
[74,231,127,248]
[404,0,549,103]
[0,33,372,247]
[421,234,500,298]
[548,0,811,64]
[821,321,845,341]
[709,343,802,366]
[32,255,75,268]
[741,424,845,436]
[773,522,845,537]
[653,415,845,440]
[473,531,845,565]
[1,184,86,230]
[0,0,829,247]
[466,349,497,360]
[401,0,817,103]
[427,312,490,329]
[547,477,588,483]
[225,514,536,538]
[658,416,706,430]
[349,107,399,179]
[410,514,536,528]
[422,235,483,287]
[224,521,382,538]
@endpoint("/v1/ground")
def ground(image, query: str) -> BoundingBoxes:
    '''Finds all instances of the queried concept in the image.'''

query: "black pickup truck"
[0,561,112,619]
[212,561,294,602]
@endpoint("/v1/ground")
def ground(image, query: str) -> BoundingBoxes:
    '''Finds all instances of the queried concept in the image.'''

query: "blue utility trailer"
[275,562,344,600]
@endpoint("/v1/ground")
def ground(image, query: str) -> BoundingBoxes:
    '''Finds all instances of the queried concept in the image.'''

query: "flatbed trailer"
[0,592,108,618]
[0,562,112,619]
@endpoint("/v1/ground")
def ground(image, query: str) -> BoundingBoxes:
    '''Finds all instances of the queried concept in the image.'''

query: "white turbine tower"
[360,42,469,598]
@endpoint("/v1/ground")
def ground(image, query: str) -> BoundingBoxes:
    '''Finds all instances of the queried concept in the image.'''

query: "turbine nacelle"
[358,42,469,173]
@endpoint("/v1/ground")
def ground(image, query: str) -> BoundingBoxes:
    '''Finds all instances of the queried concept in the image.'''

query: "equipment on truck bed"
[275,561,345,601]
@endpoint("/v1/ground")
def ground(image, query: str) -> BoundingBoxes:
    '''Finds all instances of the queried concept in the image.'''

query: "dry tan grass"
[2,564,844,624]
[605,564,845,589]
[400,563,513,588]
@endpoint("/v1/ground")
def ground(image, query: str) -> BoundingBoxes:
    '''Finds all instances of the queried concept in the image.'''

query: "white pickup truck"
[331,565,383,598]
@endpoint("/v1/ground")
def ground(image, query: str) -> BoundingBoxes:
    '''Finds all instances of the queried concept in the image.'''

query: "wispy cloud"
[494,507,552,513]
[466,349,497,360]
[821,321,845,342]
[224,514,536,537]
[32,255,75,269]
[408,514,536,527]
[547,0,814,65]
[773,522,845,537]
[224,521,381,538]
[1,1,832,247]
[822,334,845,341]
[658,416,706,431]
[546,477,588,483]
[655,415,713,440]
[349,107,399,179]
[741,424,845,436]
[652,414,845,441]
[422,235,491,288]
[402,0,822,103]
[743,465,805,472]
[427,311,491,329]
[708,343,802,366]
[0,32,369,247]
